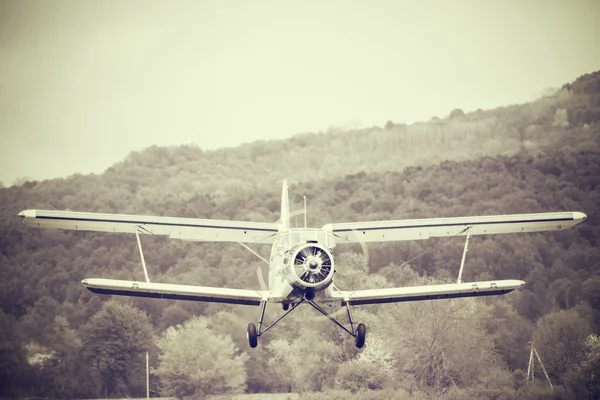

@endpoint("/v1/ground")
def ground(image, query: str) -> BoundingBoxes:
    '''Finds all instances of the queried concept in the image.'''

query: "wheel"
[355,323,366,349]
[247,323,258,348]
[282,303,289,311]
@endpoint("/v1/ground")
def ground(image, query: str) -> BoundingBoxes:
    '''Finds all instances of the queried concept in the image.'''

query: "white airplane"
[19,180,586,348]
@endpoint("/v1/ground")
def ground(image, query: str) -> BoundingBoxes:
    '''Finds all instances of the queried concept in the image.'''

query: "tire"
[283,303,289,311]
[355,323,366,349]
[247,323,258,348]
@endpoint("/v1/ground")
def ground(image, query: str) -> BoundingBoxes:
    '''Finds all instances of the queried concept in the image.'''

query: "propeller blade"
[256,265,269,291]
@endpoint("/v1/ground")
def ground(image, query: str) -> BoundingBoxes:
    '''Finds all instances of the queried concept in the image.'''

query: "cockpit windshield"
[278,228,335,249]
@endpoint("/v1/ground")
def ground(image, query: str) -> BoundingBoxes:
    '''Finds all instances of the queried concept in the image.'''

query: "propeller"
[290,244,334,288]
[294,247,331,284]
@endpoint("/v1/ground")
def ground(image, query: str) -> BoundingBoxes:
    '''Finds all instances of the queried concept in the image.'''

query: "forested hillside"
[24,70,590,196]
[1,71,599,399]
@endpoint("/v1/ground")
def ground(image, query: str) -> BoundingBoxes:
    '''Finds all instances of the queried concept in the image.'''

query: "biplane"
[19,180,586,348]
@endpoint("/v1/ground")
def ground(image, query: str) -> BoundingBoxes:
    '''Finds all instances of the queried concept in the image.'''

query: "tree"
[156,303,192,332]
[480,300,534,371]
[46,316,85,398]
[582,276,600,310]
[336,334,396,392]
[532,309,591,384]
[334,252,388,291]
[0,310,29,398]
[22,316,86,399]
[553,108,569,128]
[267,325,345,393]
[449,108,465,119]
[567,334,600,399]
[83,300,153,398]
[383,278,508,393]
[154,316,248,398]
[25,342,54,395]
[19,296,62,343]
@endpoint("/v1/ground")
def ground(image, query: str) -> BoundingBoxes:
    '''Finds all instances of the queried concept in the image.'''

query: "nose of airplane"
[81,279,89,286]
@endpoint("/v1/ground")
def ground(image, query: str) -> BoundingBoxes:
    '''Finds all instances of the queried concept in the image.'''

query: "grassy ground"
[91,394,300,400]
[208,394,299,400]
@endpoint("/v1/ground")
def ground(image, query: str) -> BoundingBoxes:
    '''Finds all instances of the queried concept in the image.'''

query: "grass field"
[208,394,299,400]
[91,394,300,400]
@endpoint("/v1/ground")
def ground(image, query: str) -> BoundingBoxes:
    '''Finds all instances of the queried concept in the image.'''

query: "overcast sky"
[0,0,598,185]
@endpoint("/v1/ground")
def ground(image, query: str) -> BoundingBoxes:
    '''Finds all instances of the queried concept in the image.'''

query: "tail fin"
[280,179,290,229]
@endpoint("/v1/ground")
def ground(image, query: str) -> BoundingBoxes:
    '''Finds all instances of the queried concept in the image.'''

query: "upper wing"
[326,279,525,306]
[323,211,586,243]
[81,278,283,305]
[18,209,279,243]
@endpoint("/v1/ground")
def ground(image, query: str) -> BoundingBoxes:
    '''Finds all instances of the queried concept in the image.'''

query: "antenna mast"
[304,196,307,228]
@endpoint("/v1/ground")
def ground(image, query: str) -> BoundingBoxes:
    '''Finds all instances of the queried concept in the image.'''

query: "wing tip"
[573,212,587,222]
[18,210,35,218]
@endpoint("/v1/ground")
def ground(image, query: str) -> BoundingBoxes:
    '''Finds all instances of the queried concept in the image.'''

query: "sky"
[0,0,599,186]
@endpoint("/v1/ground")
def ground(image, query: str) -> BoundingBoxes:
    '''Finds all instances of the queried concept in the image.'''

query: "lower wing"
[81,279,281,306]
[326,280,525,305]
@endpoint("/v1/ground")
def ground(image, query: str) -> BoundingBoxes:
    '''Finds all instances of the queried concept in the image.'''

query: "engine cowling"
[286,243,334,290]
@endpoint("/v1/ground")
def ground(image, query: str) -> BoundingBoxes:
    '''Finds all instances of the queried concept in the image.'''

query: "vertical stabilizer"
[280,179,290,229]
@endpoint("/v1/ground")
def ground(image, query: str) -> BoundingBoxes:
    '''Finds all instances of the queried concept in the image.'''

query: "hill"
[0,70,599,399]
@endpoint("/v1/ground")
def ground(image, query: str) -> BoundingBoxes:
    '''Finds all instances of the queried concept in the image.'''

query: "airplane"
[18,180,586,349]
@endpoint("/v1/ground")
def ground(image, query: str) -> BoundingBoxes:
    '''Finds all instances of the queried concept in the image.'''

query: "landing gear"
[247,323,258,348]
[248,297,367,349]
[355,323,366,348]
[247,300,302,348]
[309,301,367,348]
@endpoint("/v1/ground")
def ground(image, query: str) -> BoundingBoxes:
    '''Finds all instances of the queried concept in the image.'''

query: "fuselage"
[269,180,338,301]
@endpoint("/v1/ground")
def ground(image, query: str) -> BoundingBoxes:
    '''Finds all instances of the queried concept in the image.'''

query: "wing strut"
[238,242,269,265]
[457,230,471,284]
[135,227,151,283]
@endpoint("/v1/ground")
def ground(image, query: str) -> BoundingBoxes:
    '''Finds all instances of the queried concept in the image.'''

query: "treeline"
[0,71,599,399]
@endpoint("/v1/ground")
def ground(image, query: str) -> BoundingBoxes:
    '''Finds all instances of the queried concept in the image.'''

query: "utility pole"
[146,351,150,399]
[527,342,553,389]
[437,120,446,147]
